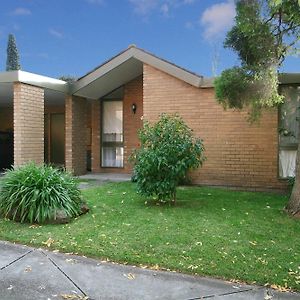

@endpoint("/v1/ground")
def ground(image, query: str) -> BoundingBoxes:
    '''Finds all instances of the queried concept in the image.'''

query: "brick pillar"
[91,100,101,172]
[65,95,87,175]
[123,76,143,171]
[13,82,44,167]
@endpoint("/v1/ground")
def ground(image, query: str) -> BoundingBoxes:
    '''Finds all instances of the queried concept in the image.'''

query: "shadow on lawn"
[141,197,209,209]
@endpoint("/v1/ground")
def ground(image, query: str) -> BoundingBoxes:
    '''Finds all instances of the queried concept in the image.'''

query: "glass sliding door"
[101,100,123,167]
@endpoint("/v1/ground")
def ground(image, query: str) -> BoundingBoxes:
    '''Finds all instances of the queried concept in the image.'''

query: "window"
[101,100,123,167]
[279,85,300,178]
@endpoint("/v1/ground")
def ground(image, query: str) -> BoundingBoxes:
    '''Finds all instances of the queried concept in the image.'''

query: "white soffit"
[73,57,143,99]
[0,70,68,93]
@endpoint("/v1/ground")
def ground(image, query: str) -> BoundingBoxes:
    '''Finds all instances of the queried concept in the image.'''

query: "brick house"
[0,45,298,191]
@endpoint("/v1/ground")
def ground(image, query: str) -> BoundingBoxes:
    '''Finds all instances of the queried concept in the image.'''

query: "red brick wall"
[123,76,143,172]
[13,83,44,166]
[91,100,101,172]
[65,95,87,175]
[143,64,286,190]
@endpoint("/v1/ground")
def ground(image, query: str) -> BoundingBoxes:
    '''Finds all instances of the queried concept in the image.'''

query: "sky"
[0,0,299,79]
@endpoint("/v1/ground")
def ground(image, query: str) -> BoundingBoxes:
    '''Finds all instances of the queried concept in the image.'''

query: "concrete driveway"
[0,241,299,300]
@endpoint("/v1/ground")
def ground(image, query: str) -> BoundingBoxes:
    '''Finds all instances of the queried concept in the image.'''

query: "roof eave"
[0,70,69,93]
[72,46,204,95]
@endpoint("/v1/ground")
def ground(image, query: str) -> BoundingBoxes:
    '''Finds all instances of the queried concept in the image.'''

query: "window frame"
[278,84,300,179]
[100,98,124,169]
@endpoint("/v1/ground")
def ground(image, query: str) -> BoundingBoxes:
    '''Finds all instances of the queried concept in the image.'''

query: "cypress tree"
[6,34,21,71]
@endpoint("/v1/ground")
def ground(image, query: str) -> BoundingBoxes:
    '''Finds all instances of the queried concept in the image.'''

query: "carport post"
[65,95,87,175]
[13,82,44,167]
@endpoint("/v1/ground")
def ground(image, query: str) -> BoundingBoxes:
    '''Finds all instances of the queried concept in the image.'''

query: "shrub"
[0,163,84,224]
[130,114,205,203]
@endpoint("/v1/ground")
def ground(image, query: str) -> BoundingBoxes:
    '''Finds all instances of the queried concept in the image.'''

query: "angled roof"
[71,45,204,99]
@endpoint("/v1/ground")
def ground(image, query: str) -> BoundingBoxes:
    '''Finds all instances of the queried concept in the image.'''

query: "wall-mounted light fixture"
[132,103,137,114]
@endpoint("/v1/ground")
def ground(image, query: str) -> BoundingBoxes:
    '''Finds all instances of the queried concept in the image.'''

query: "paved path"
[78,173,131,190]
[0,241,299,300]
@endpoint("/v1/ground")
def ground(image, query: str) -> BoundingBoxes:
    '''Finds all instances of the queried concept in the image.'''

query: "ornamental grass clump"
[0,163,84,224]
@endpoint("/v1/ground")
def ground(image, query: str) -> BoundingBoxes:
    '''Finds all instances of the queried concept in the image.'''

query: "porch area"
[0,68,143,177]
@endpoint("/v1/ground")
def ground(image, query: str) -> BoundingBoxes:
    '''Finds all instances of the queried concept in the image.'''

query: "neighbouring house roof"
[71,45,205,99]
[279,73,300,85]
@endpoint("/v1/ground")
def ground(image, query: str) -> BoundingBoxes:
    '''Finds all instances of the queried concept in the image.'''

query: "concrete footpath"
[0,241,299,300]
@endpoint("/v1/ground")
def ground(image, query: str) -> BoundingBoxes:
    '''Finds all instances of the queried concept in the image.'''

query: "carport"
[0,70,68,171]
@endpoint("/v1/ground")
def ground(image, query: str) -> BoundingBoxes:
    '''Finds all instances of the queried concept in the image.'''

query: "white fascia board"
[132,49,203,87]
[17,71,69,93]
[72,47,204,95]
[201,77,215,88]
[72,48,136,94]
[0,70,69,93]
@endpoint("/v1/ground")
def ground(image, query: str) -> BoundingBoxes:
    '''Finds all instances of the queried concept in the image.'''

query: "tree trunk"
[286,122,300,216]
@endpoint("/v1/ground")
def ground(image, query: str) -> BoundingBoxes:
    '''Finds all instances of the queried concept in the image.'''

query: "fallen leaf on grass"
[42,238,54,247]
[249,241,257,246]
[270,284,290,292]
[29,224,41,229]
[150,264,160,270]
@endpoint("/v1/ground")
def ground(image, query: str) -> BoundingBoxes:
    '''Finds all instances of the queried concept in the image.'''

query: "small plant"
[0,163,85,224]
[130,113,205,204]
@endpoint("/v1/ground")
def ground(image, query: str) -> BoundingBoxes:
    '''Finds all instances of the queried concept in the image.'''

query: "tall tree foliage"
[214,0,300,216]
[6,34,21,71]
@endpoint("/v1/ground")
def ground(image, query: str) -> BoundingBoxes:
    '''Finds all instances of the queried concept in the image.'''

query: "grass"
[0,182,299,291]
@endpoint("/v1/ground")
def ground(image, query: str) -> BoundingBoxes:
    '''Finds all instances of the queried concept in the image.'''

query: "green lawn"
[0,182,299,291]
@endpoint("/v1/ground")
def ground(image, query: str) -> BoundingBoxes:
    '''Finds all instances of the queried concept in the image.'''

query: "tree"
[214,0,300,216]
[59,75,77,84]
[130,114,205,204]
[6,34,21,71]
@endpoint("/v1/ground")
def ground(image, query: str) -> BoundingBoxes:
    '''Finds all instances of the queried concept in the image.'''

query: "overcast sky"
[0,0,299,78]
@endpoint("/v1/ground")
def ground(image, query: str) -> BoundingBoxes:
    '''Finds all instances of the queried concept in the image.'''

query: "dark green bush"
[130,113,205,203]
[0,163,83,223]
[214,67,251,110]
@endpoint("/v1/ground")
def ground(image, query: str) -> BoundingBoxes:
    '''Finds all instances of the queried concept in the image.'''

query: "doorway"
[44,113,65,166]
[0,131,13,170]
[101,100,124,168]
